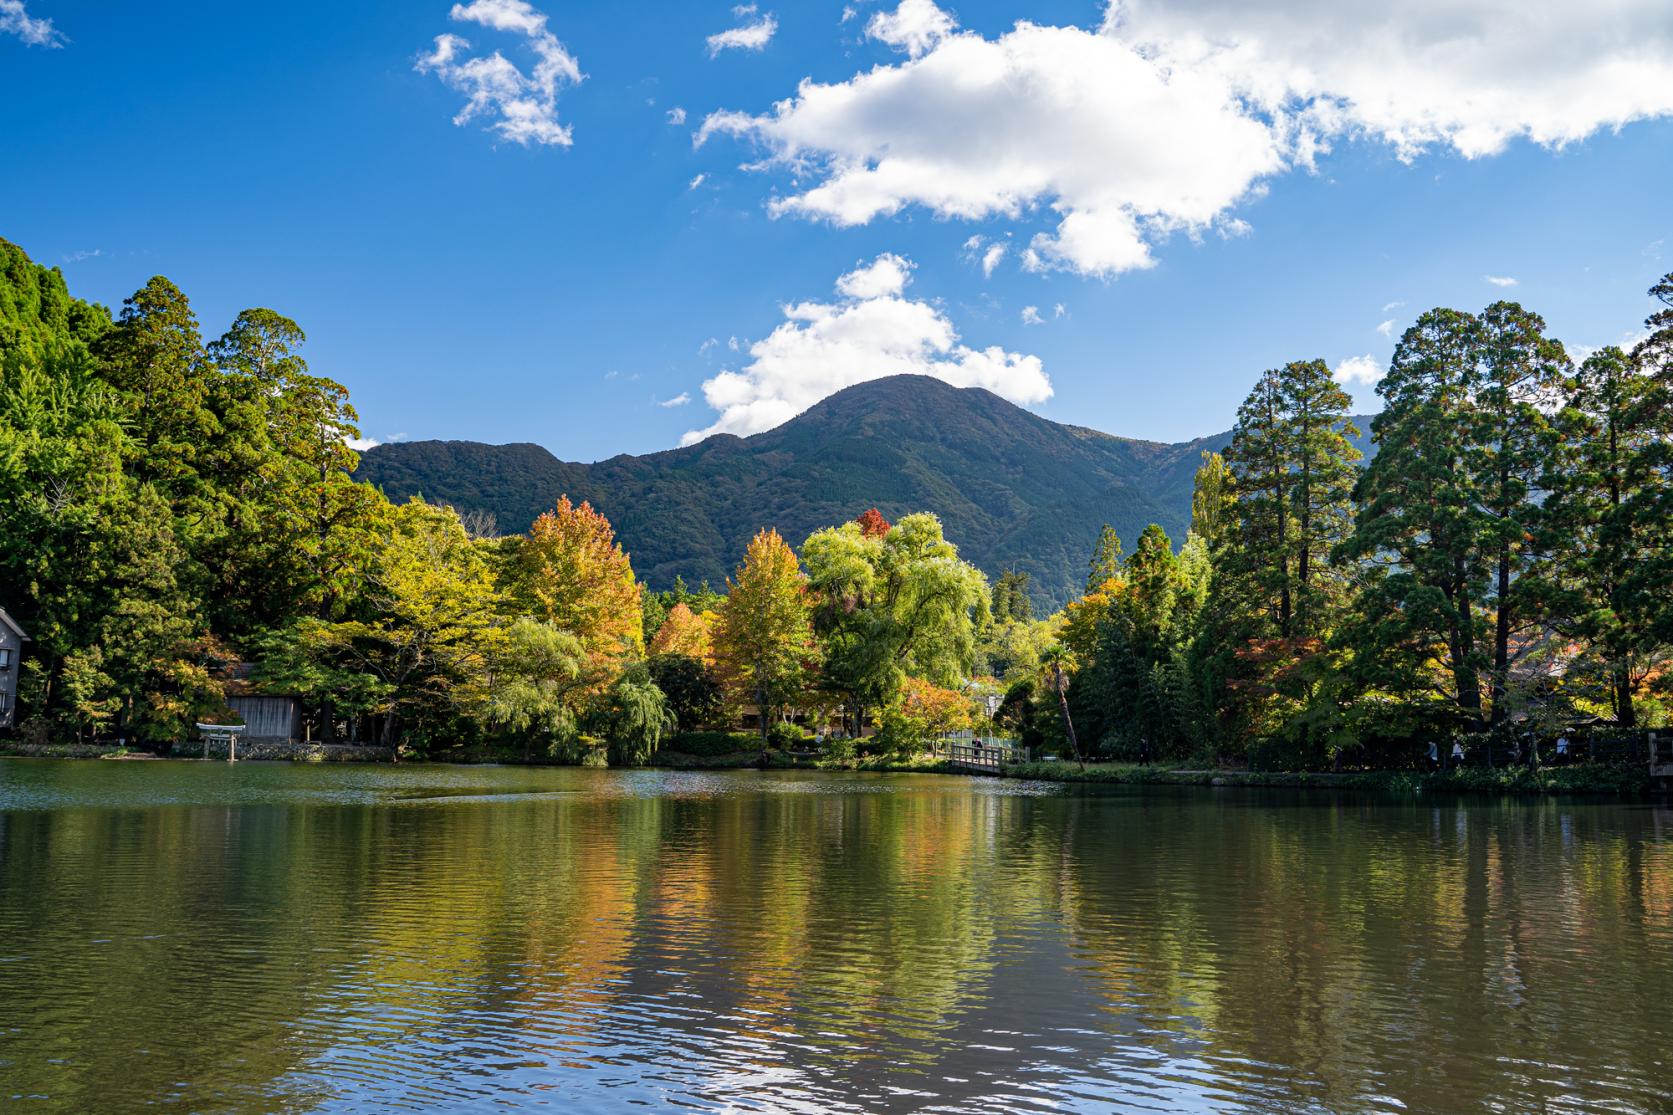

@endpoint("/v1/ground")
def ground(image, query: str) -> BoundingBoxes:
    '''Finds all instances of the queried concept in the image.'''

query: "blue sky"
[3,0,1669,458]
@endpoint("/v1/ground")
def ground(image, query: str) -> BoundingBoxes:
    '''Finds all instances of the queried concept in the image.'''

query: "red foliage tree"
[854,508,892,538]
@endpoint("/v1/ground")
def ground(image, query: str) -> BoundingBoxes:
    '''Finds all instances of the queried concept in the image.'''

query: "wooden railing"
[931,736,1026,774]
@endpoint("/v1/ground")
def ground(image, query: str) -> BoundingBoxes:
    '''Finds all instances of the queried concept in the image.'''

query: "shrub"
[768,721,810,750]
[661,730,758,757]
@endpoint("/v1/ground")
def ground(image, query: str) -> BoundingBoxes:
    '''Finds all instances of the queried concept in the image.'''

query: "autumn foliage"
[513,496,644,673]
[855,507,892,538]
[649,602,715,661]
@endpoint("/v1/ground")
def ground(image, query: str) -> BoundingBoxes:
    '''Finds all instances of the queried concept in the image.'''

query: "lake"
[1,760,1670,1112]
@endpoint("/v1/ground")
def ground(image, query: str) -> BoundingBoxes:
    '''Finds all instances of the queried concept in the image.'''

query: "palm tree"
[1040,645,1083,771]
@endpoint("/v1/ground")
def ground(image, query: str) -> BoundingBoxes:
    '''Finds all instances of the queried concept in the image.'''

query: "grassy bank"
[988,760,1656,795]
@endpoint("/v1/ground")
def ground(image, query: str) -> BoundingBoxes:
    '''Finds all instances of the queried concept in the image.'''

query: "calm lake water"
[1,761,1670,1113]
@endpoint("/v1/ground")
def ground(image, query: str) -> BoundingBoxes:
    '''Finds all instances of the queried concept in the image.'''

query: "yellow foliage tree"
[510,496,643,676]
[649,602,714,661]
[712,529,819,755]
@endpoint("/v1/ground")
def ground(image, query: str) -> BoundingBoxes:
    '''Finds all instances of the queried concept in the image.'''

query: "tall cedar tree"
[93,277,218,501]
[1227,368,1292,634]
[1279,359,1361,641]
[1340,309,1492,725]
[1472,303,1567,722]
[1547,346,1667,724]
[1628,273,1673,648]
[713,529,819,755]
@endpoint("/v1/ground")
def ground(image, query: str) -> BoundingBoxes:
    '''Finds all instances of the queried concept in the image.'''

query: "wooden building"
[218,662,303,743]
[0,607,28,730]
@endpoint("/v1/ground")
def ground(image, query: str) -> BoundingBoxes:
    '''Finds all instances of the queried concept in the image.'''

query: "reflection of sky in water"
[1,761,1670,1113]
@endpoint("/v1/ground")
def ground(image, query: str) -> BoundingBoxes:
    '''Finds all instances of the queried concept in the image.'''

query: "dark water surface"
[2,761,1671,1113]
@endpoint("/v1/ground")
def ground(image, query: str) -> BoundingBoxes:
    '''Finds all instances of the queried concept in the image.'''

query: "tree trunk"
[1615,664,1637,727]
[1055,667,1083,771]
[1490,548,1511,726]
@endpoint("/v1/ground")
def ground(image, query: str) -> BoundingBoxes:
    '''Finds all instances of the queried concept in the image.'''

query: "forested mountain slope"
[357,374,1375,609]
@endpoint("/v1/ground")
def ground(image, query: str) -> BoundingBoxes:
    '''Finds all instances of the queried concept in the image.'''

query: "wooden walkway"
[932,737,1026,774]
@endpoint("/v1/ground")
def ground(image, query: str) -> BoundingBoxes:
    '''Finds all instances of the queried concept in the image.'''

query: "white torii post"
[196,723,245,762]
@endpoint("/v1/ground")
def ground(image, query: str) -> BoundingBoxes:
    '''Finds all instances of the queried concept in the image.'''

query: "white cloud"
[699,13,1283,277]
[1020,305,1044,325]
[1376,319,1395,338]
[667,106,687,125]
[699,337,719,355]
[1053,303,1067,318]
[1333,354,1382,388]
[834,252,912,299]
[1110,0,1673,160]
[0,0,62,46]
[659,392,693,408]
[960,235,1007,277]
[416,0,581,147]
[62,249,102,263]
[689,173,706,189]
[1381,300,1405,313]
[707,11,777,55]
[682,252,1050,444]
[1485,275,1519,287]
[702,0,1673,277]
[867,0,955,58]
[347,436,380,452]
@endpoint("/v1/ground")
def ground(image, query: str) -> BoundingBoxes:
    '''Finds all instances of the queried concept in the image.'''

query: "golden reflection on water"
[1,762,1670,1112]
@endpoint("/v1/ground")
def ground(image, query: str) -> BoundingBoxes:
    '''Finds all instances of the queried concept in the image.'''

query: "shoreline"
[1,743,1659,796]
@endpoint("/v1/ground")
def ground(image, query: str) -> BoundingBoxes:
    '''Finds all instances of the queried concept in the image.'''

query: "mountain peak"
[355,376,1373,609]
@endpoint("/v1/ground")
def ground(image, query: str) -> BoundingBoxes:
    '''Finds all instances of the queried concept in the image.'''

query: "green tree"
[1086,525,1123,592]
[1547,346,1668,724]
[1473,302,1568,722]
[1040,645,1083,770]
[1339,309,1491,728]
[991,569,1034,623]
[321,500,501,752]
[593,662,676,766]
[1188,450,1237,553]
[93,277,217,500]
[802,512,988,734]
[482,617,588,759]
[647,653,726,731]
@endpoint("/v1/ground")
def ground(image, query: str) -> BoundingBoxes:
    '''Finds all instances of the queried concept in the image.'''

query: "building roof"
[0,607,27,642]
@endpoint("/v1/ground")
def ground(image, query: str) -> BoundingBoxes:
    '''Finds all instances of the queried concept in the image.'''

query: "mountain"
[356,375,1373,610]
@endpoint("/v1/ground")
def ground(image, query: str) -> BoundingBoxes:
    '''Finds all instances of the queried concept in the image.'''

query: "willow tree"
[802,512,988,736]
[713,529,819,756]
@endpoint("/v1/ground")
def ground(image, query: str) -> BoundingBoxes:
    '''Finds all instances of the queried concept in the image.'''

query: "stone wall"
[168,740,395,762]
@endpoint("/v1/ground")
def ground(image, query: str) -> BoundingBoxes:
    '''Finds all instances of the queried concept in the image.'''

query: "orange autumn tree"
[509,496,643,677]
[897,677,977,736]
[649,602,714,661]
